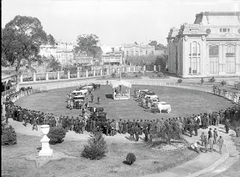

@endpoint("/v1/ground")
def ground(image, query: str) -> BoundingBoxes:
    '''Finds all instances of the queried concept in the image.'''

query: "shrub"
[1,123,17,146]
[135,74,138,77]
[177,79,183,83]
[47,127,66,144]
[209,77,215,83]
[111,73,116,78]
[200,78,204,84]
[123,153,136,165]
[220,80,227,86]
[121,72,127,77]
[157,72,164,77]
[81,130,107,160]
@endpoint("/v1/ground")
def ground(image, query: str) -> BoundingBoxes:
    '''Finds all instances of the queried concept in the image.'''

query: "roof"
[110,80,132,88]
[194,11,240,26]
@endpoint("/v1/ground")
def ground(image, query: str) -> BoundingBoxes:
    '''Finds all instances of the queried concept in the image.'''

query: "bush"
[111,73,116,78]
[47,127,66,144]
[121,72,127,77]
[135,74,138,77]
[123,153,136,165]
[209,77,215,83]
[177,79,183,83]
[157,72,164,77]
[1,123,17,146]
[81,130,107,160]
[200,78,204,84]
[220,80,227,86]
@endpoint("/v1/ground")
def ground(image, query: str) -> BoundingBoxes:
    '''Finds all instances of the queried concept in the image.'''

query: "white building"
[39,42,74,65]
[167,11,240,78]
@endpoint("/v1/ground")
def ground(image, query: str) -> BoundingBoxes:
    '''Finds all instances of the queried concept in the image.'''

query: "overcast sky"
[2,0,239,46]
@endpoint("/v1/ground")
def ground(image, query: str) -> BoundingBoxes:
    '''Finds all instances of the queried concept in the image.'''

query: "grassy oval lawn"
[15,85,233,119]
[2,85,234,177]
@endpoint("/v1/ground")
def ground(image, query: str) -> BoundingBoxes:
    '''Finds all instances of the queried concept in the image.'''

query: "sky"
[2,0,240,46]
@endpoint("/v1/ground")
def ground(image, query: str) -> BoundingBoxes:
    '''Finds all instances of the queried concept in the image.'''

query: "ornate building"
[167,12,240,77]
[123,44,155,59]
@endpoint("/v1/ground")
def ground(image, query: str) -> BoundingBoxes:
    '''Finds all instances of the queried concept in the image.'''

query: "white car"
[145,94,158,100]
[71,89,88,96]
[152,102,171,113]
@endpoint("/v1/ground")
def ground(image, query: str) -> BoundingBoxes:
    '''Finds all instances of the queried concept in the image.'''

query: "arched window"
[226,45,235,56]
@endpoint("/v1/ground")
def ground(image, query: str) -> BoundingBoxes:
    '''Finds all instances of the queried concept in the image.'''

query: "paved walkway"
[142,125,238,177]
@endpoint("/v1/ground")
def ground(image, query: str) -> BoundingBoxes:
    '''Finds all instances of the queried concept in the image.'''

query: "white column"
[100,69,103,76]
[33,72,36,82]
[235,43,240,74]
[134,66,136,72]
[67,71,70,79]
[86,70,88,77]
[20,74,23,83]
[46,73,49,81]
[57,72,60,80]
[93,70,96,76]
[77,70,80,78]
[154,65,156,72]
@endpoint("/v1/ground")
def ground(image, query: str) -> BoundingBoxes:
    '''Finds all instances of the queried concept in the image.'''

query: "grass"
[1,133,198,177]
[15,85,234,119]
[3,85,236,177]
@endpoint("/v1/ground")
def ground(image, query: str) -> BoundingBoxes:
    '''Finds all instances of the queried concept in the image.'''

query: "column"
[77,70,80,78]
[67,71,70,79]
[86,70,88,77]
[219,43,224,75]
[33,72,36,82]
[57,72,60,80]
[20,74,23,83]
[154,65,156,72]
[235,43,240,74]
[143,65,146,72]
[100,69,103,76]
[46,73,49,81]
[93,70,96,76]
[134,66,136,72]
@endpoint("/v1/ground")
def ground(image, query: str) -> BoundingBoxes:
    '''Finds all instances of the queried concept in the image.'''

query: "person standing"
[217,136,224,154]
[213,128,218,144]
[97,96,100,104]
[91,93,94,103]
[208,128,214,152]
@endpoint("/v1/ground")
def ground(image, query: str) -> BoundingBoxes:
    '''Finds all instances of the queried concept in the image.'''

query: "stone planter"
[39,125,53,156]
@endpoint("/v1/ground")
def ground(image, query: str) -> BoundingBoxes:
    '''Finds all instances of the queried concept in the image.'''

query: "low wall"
[19,78,240,104]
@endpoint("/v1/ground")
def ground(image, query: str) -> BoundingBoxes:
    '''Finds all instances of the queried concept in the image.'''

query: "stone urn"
[39,125,53,156]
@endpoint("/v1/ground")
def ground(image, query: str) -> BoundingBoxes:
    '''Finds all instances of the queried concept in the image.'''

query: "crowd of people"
[2,84,240,154]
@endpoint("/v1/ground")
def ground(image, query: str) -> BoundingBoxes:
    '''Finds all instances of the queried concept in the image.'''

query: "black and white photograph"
[1,0,240,177]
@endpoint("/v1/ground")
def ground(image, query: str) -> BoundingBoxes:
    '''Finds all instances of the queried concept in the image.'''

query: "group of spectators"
[2,84,240,155]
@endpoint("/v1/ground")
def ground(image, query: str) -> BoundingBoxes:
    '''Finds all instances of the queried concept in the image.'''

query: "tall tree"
[2,15,48,78]
[47,34,55,46]
[74,34,102,58]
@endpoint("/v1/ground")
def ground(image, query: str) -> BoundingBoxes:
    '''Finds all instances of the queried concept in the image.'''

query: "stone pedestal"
[33,72,36,82]
[57,72,60,80]
[67,71,70,79]
[39,125,53,157]
[46,73,49,81]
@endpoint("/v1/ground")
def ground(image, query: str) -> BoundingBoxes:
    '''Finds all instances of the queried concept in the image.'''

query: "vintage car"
[151,102,171,113]
[145,94,158,100]
[71,89,88,96]
[72,95,85,102]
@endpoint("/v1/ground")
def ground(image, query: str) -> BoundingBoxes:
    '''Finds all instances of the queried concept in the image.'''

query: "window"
[193,42,197,55]
[220,28,222,32]
[226,45,235,55]
[223,28,227,32]
[189,43,192,55]
[209,45,219,56]
[226,57,235,73]
[227,28,230,32]
[209,58,219,74]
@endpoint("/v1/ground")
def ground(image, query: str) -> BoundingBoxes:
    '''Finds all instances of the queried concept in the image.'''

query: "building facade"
[102,51,123,65]
[39,42,74,66]
[123,44,155,58]
[167,12,240,78]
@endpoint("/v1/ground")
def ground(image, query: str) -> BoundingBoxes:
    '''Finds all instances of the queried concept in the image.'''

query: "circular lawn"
[15,85,234,120]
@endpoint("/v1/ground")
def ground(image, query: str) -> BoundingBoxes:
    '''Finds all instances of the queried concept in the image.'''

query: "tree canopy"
[2,15,48,72]
[149,40,167,51]
[74,34,102,58]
